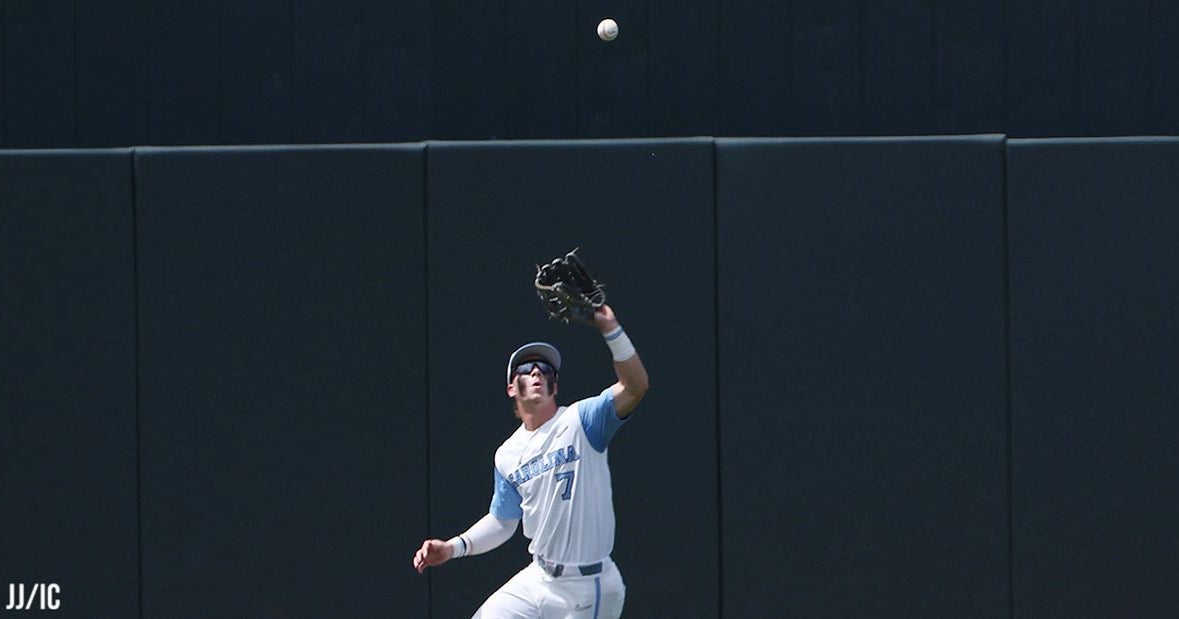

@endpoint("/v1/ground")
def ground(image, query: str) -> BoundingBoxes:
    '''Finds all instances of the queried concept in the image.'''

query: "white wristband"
[603,326,636,362]
[447,536,468,559]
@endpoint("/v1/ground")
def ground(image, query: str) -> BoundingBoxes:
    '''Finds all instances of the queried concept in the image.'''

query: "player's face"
[508,360,558,402]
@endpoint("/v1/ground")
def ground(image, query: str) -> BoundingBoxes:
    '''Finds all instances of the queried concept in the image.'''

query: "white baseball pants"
[472,558,625,619]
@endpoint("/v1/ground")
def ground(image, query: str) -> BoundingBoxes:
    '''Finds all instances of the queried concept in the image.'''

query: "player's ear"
[506,380,517,398]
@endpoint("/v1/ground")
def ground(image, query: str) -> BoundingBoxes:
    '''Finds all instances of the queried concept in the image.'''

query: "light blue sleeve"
[579,387,628,453]
[489,468,523,520]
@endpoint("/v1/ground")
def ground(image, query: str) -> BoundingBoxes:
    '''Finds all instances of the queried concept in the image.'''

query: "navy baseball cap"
[507,342,561,383]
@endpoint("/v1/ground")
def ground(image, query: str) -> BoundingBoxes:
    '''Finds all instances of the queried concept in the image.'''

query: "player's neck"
[518,401,559,431]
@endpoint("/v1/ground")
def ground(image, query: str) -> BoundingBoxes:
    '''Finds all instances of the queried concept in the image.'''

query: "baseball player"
[413,304,648,618]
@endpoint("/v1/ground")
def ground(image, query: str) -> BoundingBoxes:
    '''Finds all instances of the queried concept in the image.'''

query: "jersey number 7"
[555,471,575,500]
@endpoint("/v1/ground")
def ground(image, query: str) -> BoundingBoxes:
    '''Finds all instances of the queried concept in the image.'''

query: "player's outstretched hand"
[412,539,453,573]
[592,304,620,335]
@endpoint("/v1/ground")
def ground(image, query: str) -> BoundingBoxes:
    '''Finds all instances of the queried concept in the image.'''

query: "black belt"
[535,555,603,578]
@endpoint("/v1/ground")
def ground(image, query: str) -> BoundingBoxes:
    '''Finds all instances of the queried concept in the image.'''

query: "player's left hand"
[412,538,453,573]
[592,304,620,335]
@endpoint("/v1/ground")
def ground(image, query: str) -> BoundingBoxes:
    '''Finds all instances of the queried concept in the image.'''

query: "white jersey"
[489,388,627,565]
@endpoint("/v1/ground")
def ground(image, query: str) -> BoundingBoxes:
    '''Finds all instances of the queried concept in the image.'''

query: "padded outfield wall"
[3,1,1179,148]
[2,137,1177,617]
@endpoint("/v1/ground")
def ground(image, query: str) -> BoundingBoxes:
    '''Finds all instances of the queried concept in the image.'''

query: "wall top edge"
[0,148,135,157]
[1008,136,1179,146]
[425,136,717,149]
[132,143,426,155]
[716,134,1007,145]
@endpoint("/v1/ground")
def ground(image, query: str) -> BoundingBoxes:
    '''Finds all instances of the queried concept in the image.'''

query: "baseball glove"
[534,249,606,324]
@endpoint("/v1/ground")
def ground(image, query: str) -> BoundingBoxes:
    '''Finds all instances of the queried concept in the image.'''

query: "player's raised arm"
[592,304,649,418]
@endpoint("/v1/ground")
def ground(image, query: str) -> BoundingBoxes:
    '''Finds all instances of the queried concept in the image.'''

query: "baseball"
[597,18,619,41]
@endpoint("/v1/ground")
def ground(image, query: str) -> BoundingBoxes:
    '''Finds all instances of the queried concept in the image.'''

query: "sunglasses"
[513,360,557,377]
